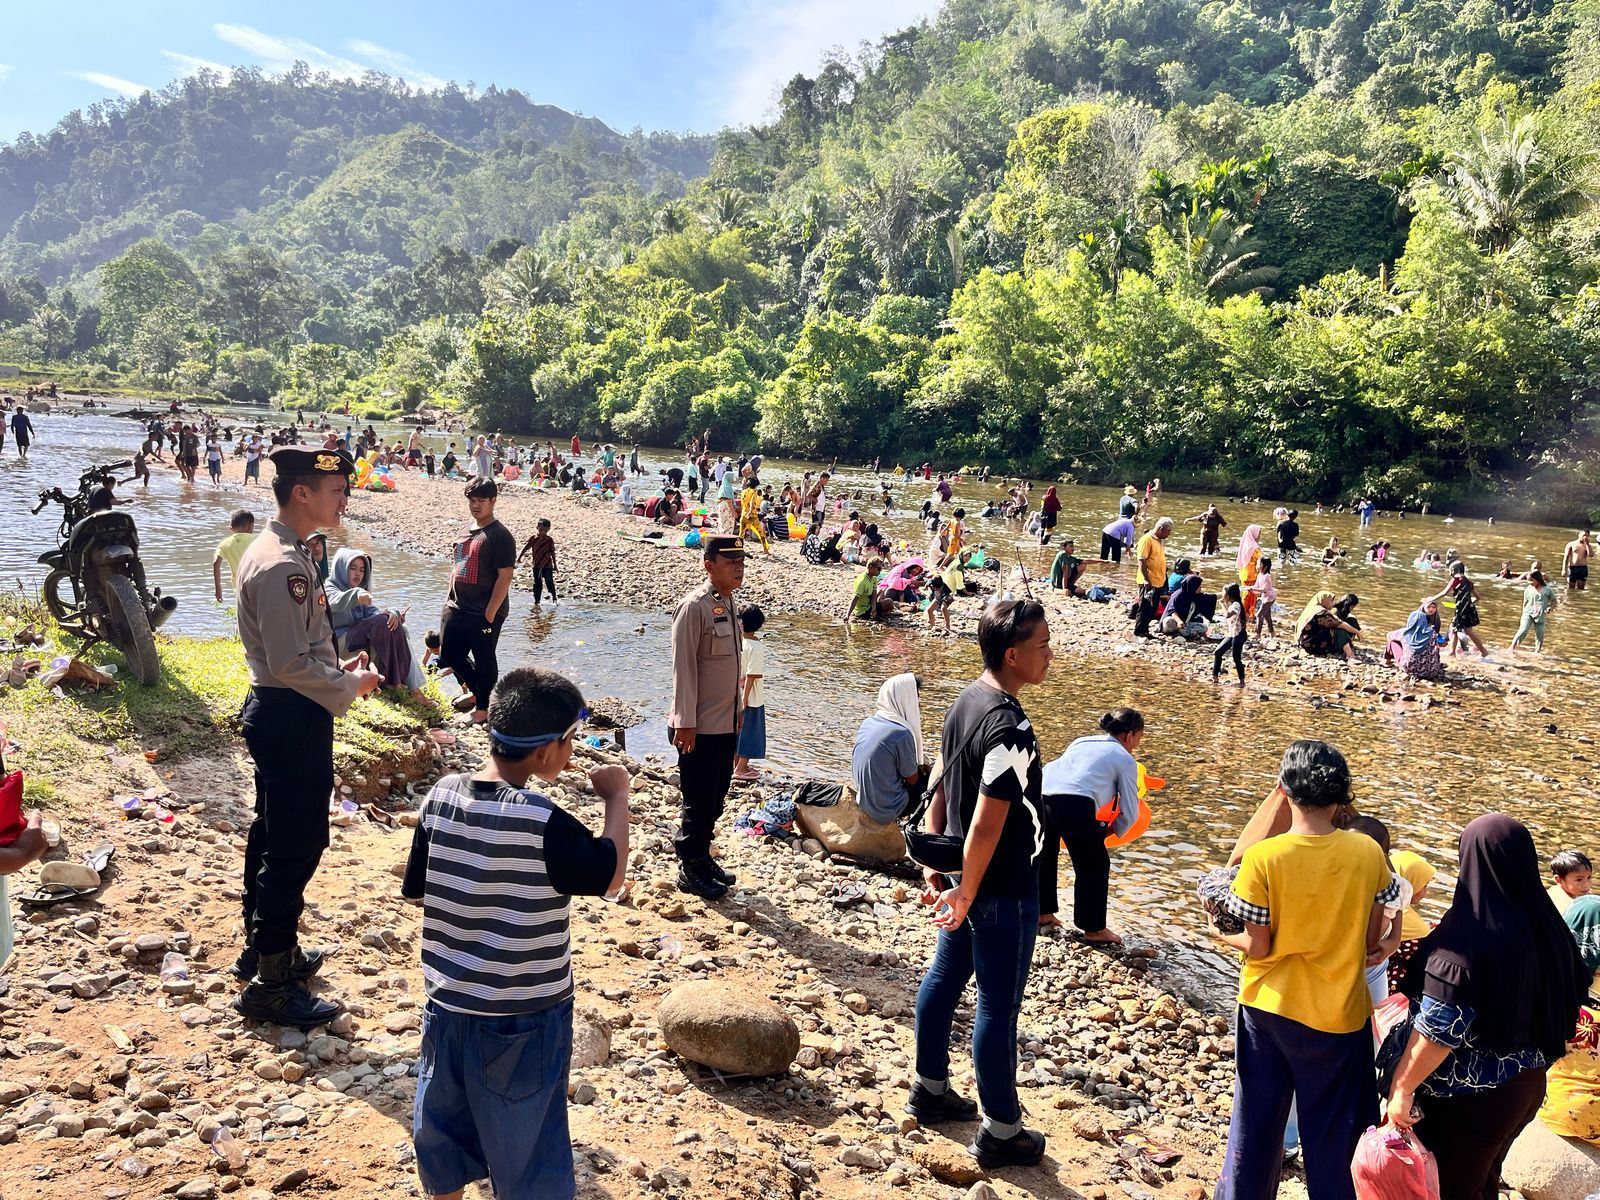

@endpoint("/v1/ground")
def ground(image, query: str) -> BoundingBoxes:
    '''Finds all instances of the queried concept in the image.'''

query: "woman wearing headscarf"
[306,531,330,584]
[1160,572,1211,638]
[1036,709,1147,943]
[1040,486,1061,534]
[878,559,926,609]
[1381,815,1588,1198]
[1296,590,1360,660]
[324,548,422,695]
[1392,597,1445,680]
[850,674,925,824]
[1236,525,1263,623]
[1387,850,1437,993]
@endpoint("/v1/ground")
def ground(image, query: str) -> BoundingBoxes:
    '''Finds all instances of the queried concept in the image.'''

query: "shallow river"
[3,404,1597,993]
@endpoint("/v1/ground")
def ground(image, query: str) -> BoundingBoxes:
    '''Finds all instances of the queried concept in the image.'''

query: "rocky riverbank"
[0,717,1273,1200]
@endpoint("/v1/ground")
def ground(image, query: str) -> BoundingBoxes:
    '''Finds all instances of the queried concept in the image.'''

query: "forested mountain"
[0,68,712,283]
[3,0,1599,513]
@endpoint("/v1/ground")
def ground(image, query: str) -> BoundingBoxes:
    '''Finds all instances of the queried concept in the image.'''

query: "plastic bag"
[1351,1124,1441,1200]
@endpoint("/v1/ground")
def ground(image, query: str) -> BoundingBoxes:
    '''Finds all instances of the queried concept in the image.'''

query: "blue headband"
[490,728,561,749]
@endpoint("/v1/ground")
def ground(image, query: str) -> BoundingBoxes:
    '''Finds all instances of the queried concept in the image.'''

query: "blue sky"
[0,1,940,143]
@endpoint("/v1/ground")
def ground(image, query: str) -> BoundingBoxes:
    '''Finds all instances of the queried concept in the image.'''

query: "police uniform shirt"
[236,519,362,715]
[667,580,742,735]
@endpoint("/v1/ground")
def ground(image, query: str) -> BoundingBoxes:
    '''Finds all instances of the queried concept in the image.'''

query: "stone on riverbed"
[657,980,799,1077]
[1501,1118,1600,1200]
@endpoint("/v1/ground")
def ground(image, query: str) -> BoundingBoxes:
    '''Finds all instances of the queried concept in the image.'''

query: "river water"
[4,404,1597,989]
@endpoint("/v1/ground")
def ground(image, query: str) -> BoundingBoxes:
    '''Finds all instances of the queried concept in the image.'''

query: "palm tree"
[652,203,688,238]
[1446,114,1593,253]
[851,169,943,293]
[29,306,69,362]
[1177,211,1278,300]
[702,188,751,233]
[1078,209,1149,301]
[488,248,567,313]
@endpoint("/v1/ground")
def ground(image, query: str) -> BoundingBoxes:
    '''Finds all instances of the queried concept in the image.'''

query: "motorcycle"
[31,461,177,686]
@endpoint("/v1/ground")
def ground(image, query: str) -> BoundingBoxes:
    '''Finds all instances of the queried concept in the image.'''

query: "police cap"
[702,536,746,560]
[267,445,356,477]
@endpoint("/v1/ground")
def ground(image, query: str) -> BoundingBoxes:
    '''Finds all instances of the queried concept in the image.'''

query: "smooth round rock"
[657,980,799,1078]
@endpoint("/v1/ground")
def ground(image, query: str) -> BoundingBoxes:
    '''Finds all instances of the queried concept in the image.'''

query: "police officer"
[233,446,382,1027]
[667,535,745,898]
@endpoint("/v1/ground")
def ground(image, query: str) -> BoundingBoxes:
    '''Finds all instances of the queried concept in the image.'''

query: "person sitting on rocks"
[851,673,927,824]
[1296,590,1360,661]
[324,548,423,695]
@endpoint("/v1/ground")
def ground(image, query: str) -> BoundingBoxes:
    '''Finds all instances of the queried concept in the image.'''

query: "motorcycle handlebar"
[31,496,47,515]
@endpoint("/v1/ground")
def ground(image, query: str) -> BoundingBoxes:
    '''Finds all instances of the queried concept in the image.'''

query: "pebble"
[175,1179,216,1199]
[272,1167,311,1193]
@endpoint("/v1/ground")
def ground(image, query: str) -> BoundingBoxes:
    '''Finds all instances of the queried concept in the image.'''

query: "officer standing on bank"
[233,446,382,1027]
[668,535,745,898]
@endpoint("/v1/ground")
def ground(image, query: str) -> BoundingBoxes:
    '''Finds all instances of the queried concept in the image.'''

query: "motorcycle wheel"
[42,568,78,625]
[102,574,161,686]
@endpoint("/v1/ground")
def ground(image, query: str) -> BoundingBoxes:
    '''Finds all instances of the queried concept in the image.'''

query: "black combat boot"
[233,952,341,1029]
[703,857,737,887]
[675,857,729,900]
[229,944,325,983]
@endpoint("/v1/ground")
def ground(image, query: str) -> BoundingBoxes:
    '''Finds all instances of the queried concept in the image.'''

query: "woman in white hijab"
[851,673,926,823]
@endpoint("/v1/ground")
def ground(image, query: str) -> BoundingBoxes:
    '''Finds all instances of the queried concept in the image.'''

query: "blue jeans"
[413,999,575,1200]
[914,892,1039,1126]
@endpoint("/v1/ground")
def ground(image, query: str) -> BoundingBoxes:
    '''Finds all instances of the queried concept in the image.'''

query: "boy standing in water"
[518,518,559,606]
[213,510,258,602]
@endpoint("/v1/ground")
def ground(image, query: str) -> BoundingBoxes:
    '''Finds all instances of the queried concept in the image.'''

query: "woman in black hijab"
[1381,814,1587,1198]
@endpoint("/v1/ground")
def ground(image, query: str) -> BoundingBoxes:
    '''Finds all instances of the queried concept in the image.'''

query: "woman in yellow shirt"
[1210,740,1399,1200]
[739,476,771,556]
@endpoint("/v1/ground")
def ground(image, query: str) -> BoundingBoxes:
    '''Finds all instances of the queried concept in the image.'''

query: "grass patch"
[1,593,444,810]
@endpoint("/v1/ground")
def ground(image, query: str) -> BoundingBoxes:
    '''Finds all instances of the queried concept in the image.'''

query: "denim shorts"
[413,998,575,1199]
[737,704,767,759]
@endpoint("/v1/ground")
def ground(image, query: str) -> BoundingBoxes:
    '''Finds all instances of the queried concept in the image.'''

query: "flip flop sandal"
[363,804,396,828]
[18,882,97,908]
[82,841,115,874]
[830,881,868,908]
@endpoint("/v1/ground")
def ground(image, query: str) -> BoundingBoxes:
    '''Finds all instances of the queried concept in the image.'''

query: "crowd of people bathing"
[839,600,1598,1196]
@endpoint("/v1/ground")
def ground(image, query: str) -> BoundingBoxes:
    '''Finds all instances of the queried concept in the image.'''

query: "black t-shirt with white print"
[937,680,1044,901]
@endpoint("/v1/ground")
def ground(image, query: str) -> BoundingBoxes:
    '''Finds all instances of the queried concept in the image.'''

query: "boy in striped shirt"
[402,667,630,1200]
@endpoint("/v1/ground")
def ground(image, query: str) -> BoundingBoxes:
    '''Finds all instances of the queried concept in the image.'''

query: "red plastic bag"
[1351,1123,1441,1200]
[0,769,23,846]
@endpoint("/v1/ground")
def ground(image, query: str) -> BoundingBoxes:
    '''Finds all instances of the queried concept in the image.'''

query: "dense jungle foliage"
[4,0,1600,508]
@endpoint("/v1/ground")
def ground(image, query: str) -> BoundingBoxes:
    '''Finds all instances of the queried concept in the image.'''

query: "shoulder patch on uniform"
[287,574,309,604]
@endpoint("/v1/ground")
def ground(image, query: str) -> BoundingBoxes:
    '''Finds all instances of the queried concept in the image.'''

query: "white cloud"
[213,23,369,79]
[0,65,13,84]
[162,50,233,80]
[210,24,444,92]
[345,40,447,92]
[705,0,939,127]
[65,70,149,99]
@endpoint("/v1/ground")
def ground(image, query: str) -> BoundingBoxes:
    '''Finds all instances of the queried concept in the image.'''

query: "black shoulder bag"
[899,698,1017,875]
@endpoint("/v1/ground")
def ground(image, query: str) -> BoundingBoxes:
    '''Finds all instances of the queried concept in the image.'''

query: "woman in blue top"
[1382,814,1587,1199]
[1036,709,1146,942]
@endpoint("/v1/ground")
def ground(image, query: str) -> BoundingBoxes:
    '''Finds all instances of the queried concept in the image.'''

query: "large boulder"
[1501,1117,1600,1200]
[794,790,906,862]
[657,981,799,1077]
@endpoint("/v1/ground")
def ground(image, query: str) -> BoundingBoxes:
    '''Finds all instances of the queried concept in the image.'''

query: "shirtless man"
[1562,530,1591,591]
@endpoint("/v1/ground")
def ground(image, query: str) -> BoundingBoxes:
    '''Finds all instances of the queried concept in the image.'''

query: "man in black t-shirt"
[1276,509,1301,563]
[909,600,1052,1171]
[439,477,517,723]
